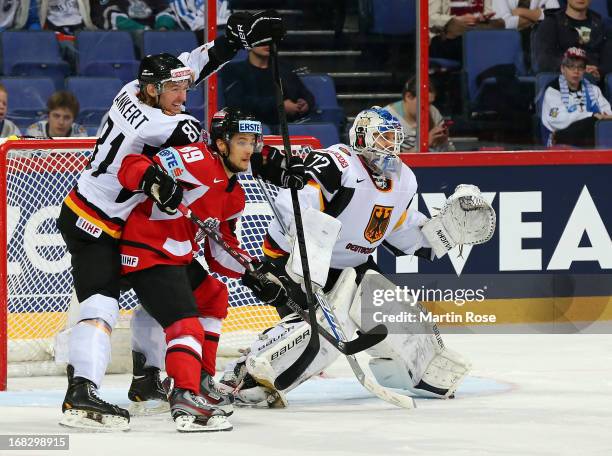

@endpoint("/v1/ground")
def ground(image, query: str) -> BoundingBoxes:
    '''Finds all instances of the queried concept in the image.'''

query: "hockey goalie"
[222,107,496,407]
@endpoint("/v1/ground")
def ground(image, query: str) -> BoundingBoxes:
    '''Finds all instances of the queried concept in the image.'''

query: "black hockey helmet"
[209,108,263,152]
[138,53,193,93]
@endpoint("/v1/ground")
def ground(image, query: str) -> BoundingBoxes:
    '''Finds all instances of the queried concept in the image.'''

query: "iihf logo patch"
[76,217,102,238]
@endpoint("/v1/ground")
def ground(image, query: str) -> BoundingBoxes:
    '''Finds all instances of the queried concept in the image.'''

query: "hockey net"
[0,135,321,389]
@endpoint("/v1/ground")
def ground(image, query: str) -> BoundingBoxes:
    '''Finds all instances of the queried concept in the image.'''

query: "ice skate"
[60,365,130,431]
[127,351,169,416]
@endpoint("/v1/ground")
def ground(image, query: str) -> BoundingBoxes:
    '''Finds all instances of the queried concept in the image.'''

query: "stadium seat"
[77,31,139,84]
[299,73,345,128]
[1,32,70,90]
[143,31,199,57]
[0,77,55,118]
[66,77,123,125]
[288,122,340,148]
[534,72,559,145]
[606,73,612,100]
[186,86,205,121]
[589,0,609,17]
[370,0,416,35]
[463,30,528,105]
[595,120,612,147]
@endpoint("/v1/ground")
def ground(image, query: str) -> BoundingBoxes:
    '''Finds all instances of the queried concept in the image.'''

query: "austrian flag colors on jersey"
[118,143,249,277]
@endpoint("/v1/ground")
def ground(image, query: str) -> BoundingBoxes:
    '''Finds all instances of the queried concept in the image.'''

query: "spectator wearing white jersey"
[0,83,22,138]
[26,91,87,138]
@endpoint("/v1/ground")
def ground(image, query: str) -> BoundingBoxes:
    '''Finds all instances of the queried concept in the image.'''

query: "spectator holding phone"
[385,77,455,152]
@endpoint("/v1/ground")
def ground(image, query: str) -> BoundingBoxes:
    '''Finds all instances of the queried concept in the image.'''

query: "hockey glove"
[226,10,286,50]
[140,164,183,215]
[242,261,288,307]
[281,154,305,190]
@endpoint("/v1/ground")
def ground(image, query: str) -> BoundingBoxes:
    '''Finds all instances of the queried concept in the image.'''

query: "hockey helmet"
[349,106,404,178]
[138,53,194,93]
[209,108,263,153]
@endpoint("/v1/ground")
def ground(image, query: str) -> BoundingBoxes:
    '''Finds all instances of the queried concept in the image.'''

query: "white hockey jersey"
[65,40,231,238]
[263,144,432,269]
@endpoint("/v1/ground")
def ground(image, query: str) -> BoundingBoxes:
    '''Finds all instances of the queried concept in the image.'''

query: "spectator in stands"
[26,91,87,138]
[163,0,229,35]
[0,83,22,138]
[535,0,611,79]
[39,0,95,34]
[385,77,454,152]
[541,47,612,146]
[221,45,315,126]
[492,0,559,30]
[90,0,175,30]
[430,0,504,61]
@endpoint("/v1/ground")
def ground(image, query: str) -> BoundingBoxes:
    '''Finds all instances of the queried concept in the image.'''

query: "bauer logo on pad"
[238,120,262,134]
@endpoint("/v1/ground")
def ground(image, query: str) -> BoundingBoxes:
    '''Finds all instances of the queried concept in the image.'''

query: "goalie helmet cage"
[0,136,321,391]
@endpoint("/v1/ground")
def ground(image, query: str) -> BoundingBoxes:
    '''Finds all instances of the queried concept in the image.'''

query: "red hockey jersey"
[117,143,249,278]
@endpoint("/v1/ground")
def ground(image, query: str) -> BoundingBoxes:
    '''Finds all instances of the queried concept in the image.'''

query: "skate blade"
[128,400,170,416]
[60,409,130,432]
[175,415,233,433]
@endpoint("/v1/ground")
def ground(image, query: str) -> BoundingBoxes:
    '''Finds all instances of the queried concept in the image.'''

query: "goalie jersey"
[118,143,248,277]
[263,144,432,269]
[64,40,232,238]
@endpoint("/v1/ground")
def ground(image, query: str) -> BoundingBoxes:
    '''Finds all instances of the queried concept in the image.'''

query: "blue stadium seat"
[66,77,123,125]
[299,73,345,127]
[143,31,199,57]
[1,32,70,90]
[595,120,612,147]
[589,0,609,17]
[0,77,55,119]
[186,86,205,121]
[288,122,340,148]
[535,72,559,145]
[606,73,612,100]
[463,30,528,104]
[371,0,416,35]
[77,31,139,84]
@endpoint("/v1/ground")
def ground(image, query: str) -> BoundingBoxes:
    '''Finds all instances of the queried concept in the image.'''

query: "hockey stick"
[267,42,321,390]
[254,180,415,408]
[175,204,385,357]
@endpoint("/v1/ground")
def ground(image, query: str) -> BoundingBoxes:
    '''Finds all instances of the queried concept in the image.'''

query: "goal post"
[0,135,321,391]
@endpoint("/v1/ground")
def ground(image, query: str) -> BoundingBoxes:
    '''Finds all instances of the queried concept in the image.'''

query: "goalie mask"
[138,53,194,95]
[349,107,404,178]
[210,108,264,173]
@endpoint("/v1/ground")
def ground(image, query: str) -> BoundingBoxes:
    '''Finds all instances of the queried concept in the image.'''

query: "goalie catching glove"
[421,184,496,258]
[226,10,286,50]
[242,261,289,307]
[140,164,183,215]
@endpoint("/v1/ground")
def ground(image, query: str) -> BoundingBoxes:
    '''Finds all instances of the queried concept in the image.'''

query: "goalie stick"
[254,179,415,409]
[267,42,321,390]
[175,204,386,355]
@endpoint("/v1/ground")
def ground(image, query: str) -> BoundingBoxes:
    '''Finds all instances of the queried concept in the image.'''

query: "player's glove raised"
[226,9,286,50]
[242,261,288,307]
[281,154,305,190]
[140,164,183,215]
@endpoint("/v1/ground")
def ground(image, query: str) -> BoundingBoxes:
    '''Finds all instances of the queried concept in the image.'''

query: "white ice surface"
[1,334,611,456]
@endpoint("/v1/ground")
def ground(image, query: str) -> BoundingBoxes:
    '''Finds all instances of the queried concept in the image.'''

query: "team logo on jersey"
[364,205,393,243]
[549,108,559,118]
[121,254,139,267]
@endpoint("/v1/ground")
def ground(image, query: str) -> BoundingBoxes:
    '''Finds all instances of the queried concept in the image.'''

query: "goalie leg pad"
[347,270,471,398]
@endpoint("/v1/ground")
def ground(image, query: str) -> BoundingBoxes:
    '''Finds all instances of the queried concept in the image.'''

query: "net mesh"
[4,137,319,368]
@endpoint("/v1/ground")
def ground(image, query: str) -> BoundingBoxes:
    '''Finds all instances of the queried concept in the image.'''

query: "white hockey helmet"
[349,106,404,178]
